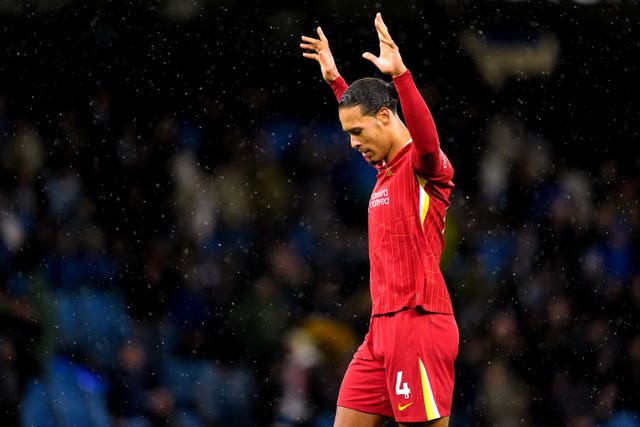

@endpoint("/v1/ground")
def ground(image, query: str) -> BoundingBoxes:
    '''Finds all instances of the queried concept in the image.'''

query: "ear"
[375,107,393,126]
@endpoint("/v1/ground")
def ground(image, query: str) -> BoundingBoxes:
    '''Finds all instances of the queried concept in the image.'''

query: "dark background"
[1,1,639,426]
[2,0,639,158]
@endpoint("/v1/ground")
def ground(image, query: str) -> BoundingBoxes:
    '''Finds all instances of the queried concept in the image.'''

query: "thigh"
[334,406,388,427]
[397,415,450,427]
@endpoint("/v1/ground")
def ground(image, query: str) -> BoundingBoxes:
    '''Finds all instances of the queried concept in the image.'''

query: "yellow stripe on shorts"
[419,357,440,420]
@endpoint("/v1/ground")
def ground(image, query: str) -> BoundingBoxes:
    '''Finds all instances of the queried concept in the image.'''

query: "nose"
[350,135,361,150]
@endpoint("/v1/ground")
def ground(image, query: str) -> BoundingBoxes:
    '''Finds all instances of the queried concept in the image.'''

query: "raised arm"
[363,13,445,176]
[394,71,445,176]
[300,26,348,101]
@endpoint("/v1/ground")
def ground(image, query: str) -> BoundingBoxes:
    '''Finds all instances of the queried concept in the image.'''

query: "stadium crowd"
[1,1,638,426]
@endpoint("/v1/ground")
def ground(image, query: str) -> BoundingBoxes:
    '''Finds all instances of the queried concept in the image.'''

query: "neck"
[384,122,412,163]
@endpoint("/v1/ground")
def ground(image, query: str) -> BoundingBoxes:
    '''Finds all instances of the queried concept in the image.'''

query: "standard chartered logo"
[369,188,390,210]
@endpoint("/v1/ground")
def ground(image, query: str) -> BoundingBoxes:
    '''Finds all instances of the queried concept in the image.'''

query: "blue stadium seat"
[20,355,112,427]
[53,287,132,369]
[20,378,55,427]
[161,357,223,424]
[47,355,111,427]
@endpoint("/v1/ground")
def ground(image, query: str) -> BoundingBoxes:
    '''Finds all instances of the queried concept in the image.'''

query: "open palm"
[362,13,407,78]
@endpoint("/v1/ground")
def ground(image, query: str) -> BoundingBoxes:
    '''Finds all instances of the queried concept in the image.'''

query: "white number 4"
[395,371,411,399]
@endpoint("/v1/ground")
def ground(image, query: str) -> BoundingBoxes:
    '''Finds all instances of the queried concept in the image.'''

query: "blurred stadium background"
[0,0,638,426]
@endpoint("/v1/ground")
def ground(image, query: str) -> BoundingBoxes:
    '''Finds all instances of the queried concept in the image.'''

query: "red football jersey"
[331,71,455,315]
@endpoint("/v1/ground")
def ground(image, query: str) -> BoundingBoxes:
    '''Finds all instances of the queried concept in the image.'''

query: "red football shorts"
[336,309,459,423]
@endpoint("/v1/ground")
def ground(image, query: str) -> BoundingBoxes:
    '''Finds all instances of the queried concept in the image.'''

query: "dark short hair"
[339,77,398,116]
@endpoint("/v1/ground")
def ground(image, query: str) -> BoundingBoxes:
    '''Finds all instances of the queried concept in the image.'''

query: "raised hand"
[362,13,407,78]
[300,26,341,83]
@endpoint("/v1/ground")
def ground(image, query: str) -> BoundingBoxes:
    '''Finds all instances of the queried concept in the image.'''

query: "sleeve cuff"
[330,76,348,101]
[392,69,412,85]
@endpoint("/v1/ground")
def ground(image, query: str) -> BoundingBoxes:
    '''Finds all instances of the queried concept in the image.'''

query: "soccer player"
[300,13,459,427]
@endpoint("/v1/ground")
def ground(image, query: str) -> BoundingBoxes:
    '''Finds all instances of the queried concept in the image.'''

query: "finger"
[300,43,317,52]
[374,13,394,44]
[376,27,396,48]
[301,35,320,44]
[317,26,328,42]
[378,30,392,44]
[375,13,388,35]
[302,52,319,60]
[379,35,396,49]
[362,51,378,64]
